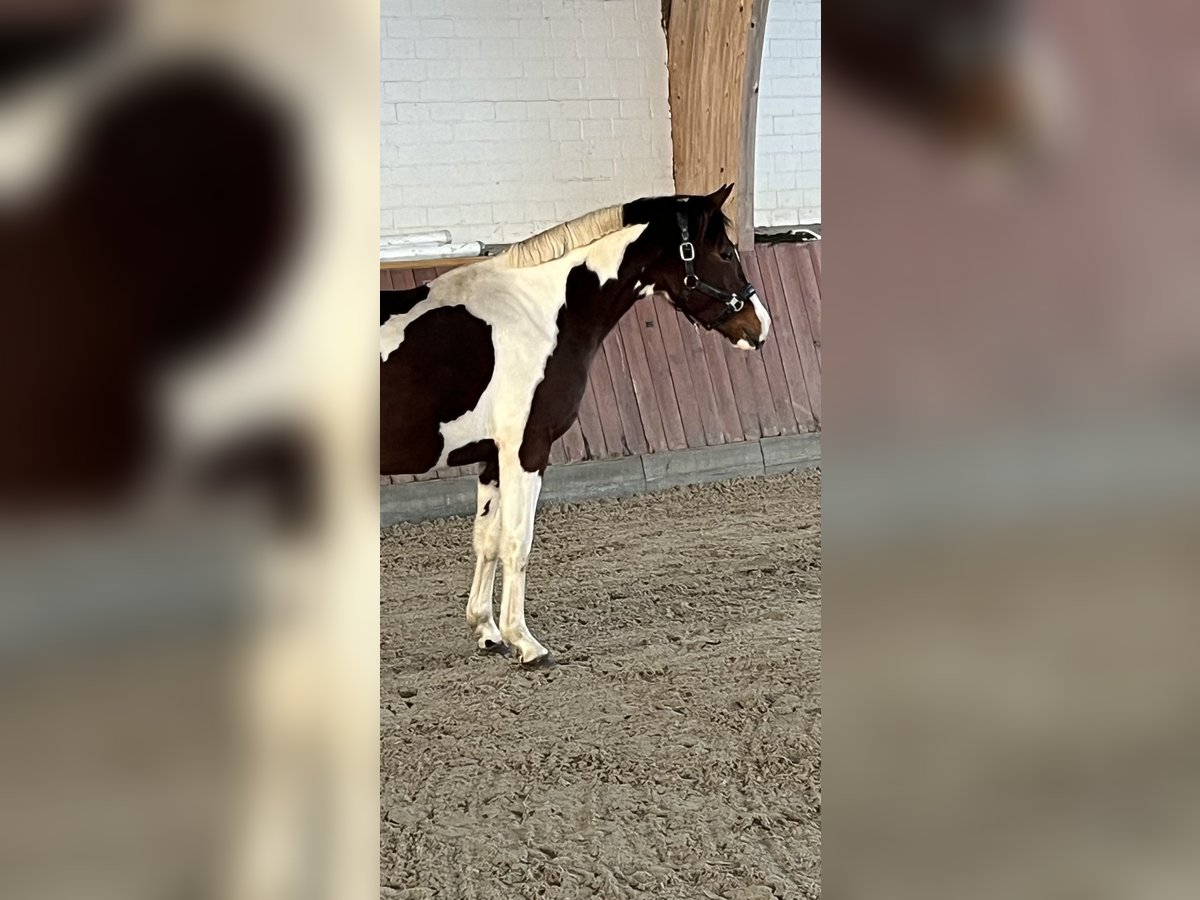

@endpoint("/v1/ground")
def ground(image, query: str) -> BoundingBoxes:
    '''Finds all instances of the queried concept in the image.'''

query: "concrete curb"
[381,433,820,526]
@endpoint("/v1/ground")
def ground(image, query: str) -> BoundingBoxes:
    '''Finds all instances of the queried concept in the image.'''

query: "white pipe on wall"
[379,241,483,262]
[380,229,452,248]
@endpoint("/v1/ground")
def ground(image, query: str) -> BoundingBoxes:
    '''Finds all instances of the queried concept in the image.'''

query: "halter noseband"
[676,210,756,327]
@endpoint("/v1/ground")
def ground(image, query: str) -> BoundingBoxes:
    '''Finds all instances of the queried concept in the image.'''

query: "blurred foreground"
[826,2,1200,898]
[0,2,376,898]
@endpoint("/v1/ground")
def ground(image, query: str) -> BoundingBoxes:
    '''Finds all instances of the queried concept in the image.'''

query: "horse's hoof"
[477,639,510,656]
[520,652,556,671]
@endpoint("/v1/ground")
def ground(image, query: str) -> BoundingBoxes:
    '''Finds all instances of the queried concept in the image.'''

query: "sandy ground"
[380,470,821,900]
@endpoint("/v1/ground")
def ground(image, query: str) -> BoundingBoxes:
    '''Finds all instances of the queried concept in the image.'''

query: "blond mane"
[501,205,626,268]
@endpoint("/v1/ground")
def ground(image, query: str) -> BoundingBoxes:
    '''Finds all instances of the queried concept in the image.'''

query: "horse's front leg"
[497,451,552,666]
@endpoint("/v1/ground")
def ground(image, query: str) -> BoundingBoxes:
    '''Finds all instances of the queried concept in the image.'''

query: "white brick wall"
[754,0,821,226]
[381,0,674,245]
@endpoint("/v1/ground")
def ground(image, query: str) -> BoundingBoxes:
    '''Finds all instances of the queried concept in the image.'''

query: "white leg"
[466,477,504,650]
[497,456,550,664]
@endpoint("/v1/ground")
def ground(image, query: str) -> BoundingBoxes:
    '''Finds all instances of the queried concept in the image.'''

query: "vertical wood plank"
[380,269,395,289]
[391,268,418,290]
[777,243,822,367]
[651,295,709,448]
[698,319,745,444]
[675,310,729,445]
[755,246,816,429]
[739,312,783,438]
[744,249,801,434]
[587,343,629,457]
[631,295,689,451]
[721,336,764,440]
[616,308,670,453]
[809,240,821,281]
[559,419,588,463]
[575,377,608,459]
[774,244,822,423]
[796,243,823,367]
[601,330,649,456]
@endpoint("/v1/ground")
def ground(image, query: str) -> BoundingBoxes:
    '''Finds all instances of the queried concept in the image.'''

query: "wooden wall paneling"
[601,330,650,456]
[380,269,394,289]
[616,307,670,453]
[796,244,823,367]
[631,296,689,451]
[391,268,418,290]
[587,343,629,457]
[777,244,822,367]
[739,312,783,438]
[742,250,800,434]
[650,294,710,448]
[755,246,816,429]
[720,336,764,441]
[558,420,588,463]
[773,245,822,423]
[698,320,746,444]
[575,377,609,459]
[676,310,730,445]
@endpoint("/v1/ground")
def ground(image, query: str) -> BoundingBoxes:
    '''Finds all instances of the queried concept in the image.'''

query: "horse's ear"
[706,183,734,209]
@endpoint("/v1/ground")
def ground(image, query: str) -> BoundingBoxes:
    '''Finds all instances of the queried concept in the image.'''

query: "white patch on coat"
[584,223,645,285]
[749,290,771,342]
[637,282,656,298]
[736,339,754,350]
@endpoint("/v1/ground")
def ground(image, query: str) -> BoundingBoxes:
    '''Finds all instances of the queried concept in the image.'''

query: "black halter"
[675,211,757,327]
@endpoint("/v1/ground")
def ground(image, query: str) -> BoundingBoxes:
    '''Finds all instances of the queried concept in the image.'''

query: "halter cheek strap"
[676,211,755,326]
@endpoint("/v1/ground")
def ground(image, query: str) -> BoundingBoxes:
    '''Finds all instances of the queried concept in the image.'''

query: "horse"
[380,185,770,667]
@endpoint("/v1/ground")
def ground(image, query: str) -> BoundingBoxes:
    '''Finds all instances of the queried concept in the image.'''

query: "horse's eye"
[720,249,735,261]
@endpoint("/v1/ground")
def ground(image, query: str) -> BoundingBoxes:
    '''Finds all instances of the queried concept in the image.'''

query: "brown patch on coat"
[379,306,494,475]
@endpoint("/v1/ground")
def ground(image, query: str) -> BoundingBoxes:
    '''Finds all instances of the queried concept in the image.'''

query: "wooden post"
[665,0,770,249]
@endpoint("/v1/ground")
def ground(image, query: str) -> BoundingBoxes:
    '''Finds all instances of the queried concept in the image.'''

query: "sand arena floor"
[381,470,821,899]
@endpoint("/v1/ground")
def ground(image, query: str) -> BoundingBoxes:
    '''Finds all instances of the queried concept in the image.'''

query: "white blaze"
[749,290,771,341]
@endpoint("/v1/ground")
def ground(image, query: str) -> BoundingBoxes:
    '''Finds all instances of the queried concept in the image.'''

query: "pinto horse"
[380,186,770,666]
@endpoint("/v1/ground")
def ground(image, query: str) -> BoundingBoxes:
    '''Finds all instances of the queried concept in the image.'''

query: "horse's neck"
[566,277,641,354]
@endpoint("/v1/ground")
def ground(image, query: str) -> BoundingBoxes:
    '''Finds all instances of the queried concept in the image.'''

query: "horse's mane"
[502,205,625,268]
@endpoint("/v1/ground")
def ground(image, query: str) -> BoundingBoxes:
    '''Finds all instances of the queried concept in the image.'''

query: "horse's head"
[628,185,770,351]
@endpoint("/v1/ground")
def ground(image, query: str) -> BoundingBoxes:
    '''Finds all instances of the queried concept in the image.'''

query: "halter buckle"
[683,273,698,288]
[729,297,745,313]
[679,242,695,262]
